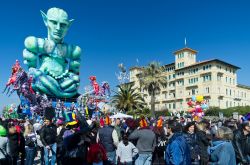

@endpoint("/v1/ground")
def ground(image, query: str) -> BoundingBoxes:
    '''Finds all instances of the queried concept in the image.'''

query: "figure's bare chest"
[42,39,69,58]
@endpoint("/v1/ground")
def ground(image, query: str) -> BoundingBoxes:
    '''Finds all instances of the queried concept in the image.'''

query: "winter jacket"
[87,143,107,163]
[208,140,236,165]
[8,132,25,157]
[40,123,57,146]
[128,128,156,154]
[183,132,200,161]
[196,131,210,164]
[232,129,250,164]
[152,133,167,164]
[98,126,118,152]
[165,133,191,165]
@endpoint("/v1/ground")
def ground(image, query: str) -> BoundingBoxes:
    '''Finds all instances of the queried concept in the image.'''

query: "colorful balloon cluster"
[187,95,209,121]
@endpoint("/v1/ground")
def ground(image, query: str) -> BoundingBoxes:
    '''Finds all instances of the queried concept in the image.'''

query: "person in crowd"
[8,122,25,165]
[40,118,57,165]
[232,121,250,164]
[114,118,122,141]
[208,126,236,165]
[63,111,91,165]
[117,133,138,165]
[196,121,210,165]
[152,117,167,165]
[87,120,108,165]
[165,120,191,165]
[34,119,45,165]
[97,115,119,164]
[56,118,66,165]
[0,125,10,165]
[128,116,156,165]
[87,142,108,165]
[125,118,139,145]
[24,124,37,165]
[183,121,200,165]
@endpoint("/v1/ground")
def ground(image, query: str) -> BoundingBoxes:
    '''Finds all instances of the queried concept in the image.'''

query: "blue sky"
[0,0,250,108]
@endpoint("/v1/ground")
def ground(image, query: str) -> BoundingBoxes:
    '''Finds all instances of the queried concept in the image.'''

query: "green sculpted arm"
[23,36,45,68]
[69,45,81,74]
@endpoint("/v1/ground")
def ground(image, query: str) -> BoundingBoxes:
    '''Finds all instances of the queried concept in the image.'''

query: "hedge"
[205,106,250,117]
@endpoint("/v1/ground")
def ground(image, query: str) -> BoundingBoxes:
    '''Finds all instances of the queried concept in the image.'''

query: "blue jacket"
[165,133,191,165]
[208,140,236,165]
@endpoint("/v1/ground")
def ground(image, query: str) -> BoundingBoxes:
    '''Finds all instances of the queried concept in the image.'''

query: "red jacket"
[87,143,107,163]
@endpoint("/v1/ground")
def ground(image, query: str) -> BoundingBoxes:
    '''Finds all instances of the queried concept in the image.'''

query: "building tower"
[174,47,198,69]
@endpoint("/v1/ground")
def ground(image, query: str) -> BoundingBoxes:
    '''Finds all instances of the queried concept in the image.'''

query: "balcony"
[168,86,176,91]
[186,84,198,89]
[200,71,212,75]
[234,97,241,101]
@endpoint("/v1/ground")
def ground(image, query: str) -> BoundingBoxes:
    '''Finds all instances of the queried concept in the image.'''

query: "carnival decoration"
[115,63,130,85]
[187,95,208,121]
[77,76,111,119]
[157,116,163,128]
[3,60,54,117]
[242,113,250,121]
[2,104,19,119]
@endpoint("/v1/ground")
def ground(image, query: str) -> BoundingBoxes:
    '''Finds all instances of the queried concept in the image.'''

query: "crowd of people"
[0,108,249,165]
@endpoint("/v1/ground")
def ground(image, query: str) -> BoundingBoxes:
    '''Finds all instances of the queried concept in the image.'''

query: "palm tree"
[138,61,167,117]
[112,83,145,113]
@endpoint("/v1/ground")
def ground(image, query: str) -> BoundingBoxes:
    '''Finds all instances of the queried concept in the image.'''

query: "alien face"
[45,8,71,43]
[47,18,69,42]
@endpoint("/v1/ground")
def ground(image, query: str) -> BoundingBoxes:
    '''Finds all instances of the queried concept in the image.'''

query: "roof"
[237,84,250,90]
[129,66,143,71]
[173,47,198,55]
[175,59,240,71]
[164,62,175,67]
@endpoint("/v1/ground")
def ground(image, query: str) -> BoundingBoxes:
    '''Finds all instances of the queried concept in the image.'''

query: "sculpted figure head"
[41,7,74,43]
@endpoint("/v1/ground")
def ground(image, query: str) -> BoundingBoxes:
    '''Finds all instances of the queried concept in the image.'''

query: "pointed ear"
[68,19,74,27]
[40,10,48,26]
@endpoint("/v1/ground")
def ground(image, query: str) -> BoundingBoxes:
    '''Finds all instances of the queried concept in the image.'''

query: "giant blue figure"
[23,7,81,98]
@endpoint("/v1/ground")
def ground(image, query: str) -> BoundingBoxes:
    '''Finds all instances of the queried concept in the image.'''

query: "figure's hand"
[23,49,37,68]
[59,74,79,93]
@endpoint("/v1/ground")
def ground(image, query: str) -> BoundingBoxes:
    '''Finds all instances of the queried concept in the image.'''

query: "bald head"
[47,8,69,22]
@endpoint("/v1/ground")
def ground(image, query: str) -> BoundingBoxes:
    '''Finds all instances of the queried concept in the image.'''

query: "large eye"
[49,20,57,25]
[60,23,67,28]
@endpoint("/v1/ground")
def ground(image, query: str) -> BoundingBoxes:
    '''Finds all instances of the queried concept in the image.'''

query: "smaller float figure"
[3,60,21,95]
[78,76,111,119]
[3,61,52,118]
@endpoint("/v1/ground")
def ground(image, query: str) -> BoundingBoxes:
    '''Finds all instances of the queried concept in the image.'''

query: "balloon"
[196,108,202,113]
[195,105,202,112]
[188,108,195,113]
[197,113,203,117]
[196,95,204,102]
[193,116,199,121]
[201,104,208,110]
[187,101,193,107]
[191,96,196,102]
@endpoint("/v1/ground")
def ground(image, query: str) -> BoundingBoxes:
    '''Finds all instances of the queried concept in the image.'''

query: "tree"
[138,61,167,117]
[112,83,145,112]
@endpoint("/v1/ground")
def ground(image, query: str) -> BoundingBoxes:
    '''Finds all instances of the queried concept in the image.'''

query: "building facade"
[129,47,250,112]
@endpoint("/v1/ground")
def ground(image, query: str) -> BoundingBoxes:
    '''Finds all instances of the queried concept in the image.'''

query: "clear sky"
[0,0,250,109]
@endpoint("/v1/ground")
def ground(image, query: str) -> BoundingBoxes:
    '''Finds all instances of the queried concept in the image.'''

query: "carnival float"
[3,7,111,120]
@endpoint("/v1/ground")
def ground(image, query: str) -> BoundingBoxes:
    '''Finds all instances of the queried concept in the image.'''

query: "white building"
[129,47,250,112]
